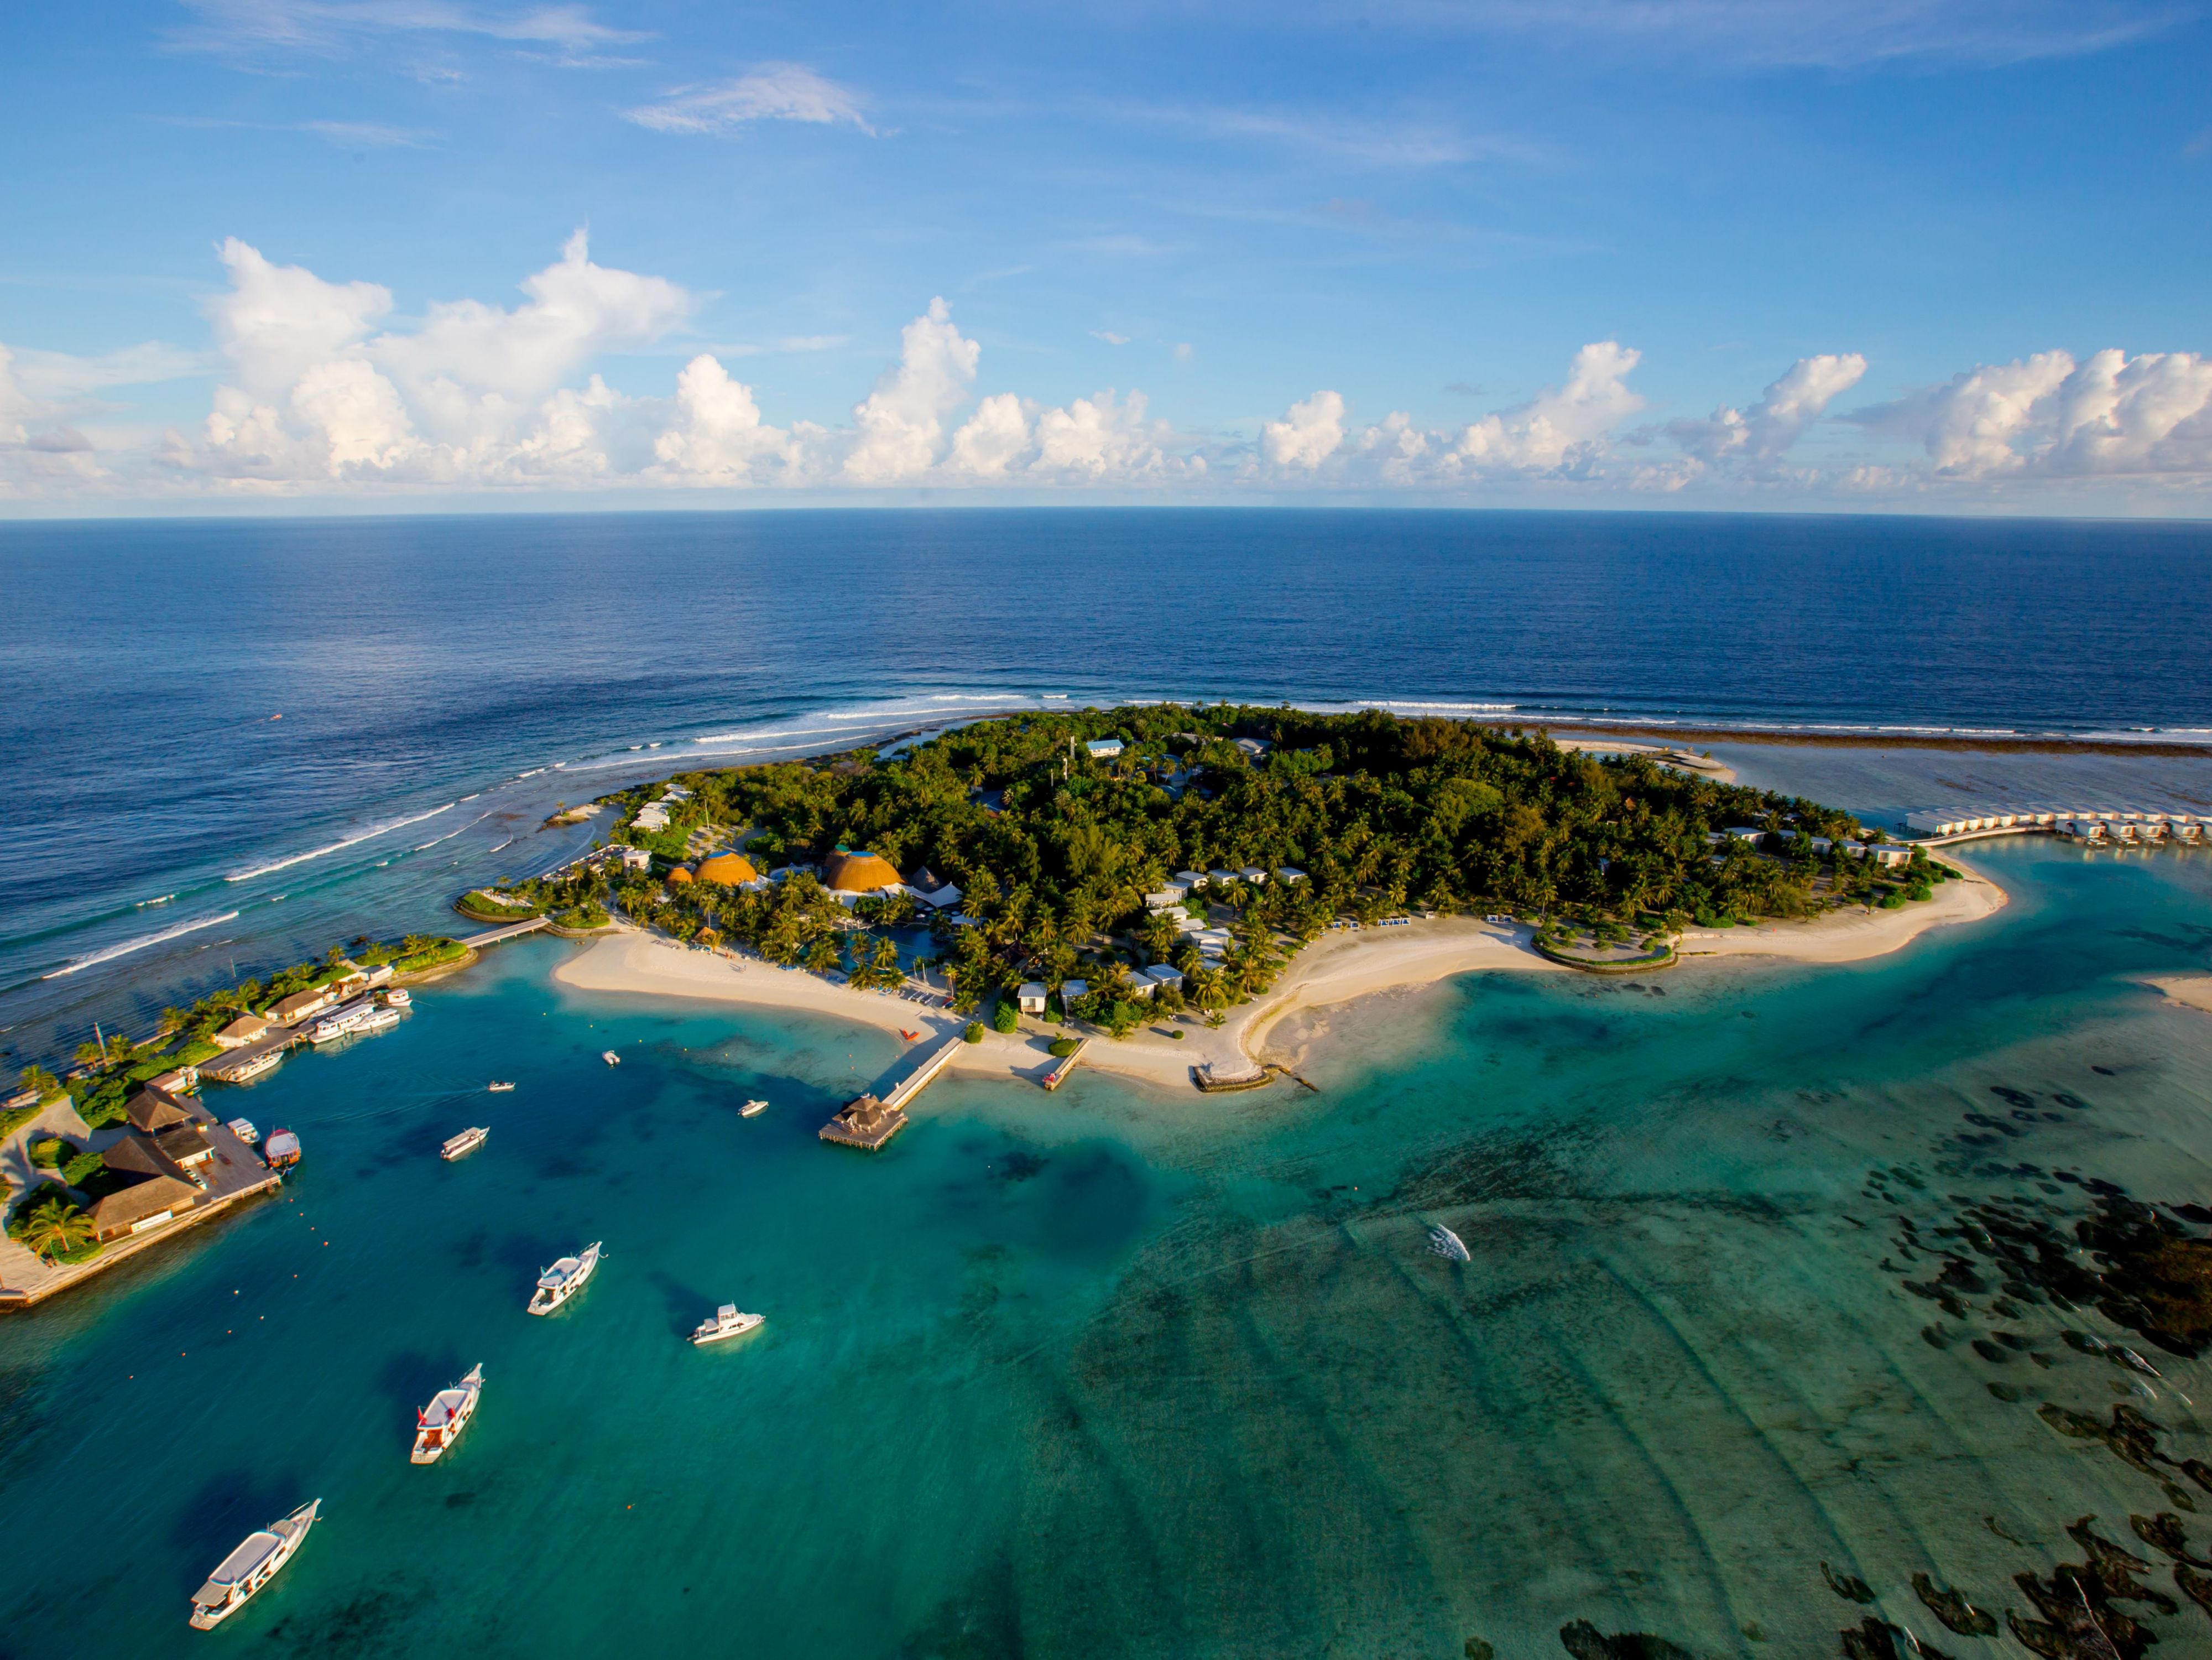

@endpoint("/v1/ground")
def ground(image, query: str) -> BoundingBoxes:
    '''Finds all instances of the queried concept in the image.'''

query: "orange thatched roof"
[666,866,695,885]
[693,852,759,886]
[822,851,901,893]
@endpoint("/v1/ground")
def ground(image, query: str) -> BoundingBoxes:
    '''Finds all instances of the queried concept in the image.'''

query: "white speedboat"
[441,1126,489,1161]
[528,1242,601,1314]
[739,1099,768,1117]
[410,1365,483,1464]
[385,988,411,1007]
[1428,1224,1470,1262]
[228,1049,284,1083]
[225,1118,260,1145]
[487,1081,515,1092]
[188,1499,320,1629]
[358,1006,401,1034]
[691,1304,765,1345]
[602,1050,620,1066]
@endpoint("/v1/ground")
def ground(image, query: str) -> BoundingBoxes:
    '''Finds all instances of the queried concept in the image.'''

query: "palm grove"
[603,706,1905,1026]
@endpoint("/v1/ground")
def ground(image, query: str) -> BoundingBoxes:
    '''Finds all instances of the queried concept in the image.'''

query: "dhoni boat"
[528,1242,601,1314]
[411,1365,484,1464]
[691,1305,765,1345]
[441,1126,489,1161]
[187,1500,320,1629]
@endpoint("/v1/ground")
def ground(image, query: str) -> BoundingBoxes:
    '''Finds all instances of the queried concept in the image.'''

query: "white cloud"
[1852,348,2212,478]
[1262,390,1345,470]
[1667,352,1866,469]
[1091,330,1131,346]
[842,298,979,482]
[947,393,1031,478]
[1447,340,1643,476]
[627,65,875,136]
[180,0,643,56]
[651,354,794,482]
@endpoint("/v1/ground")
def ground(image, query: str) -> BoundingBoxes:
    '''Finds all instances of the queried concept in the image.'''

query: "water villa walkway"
[820,1033,966,1151]
[458,916,552,948]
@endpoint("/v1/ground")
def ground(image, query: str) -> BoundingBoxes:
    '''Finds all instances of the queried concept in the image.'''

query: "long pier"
[1906,806,2205,849]
[1042,1039,1087,1091]
[821,1032,967,1151]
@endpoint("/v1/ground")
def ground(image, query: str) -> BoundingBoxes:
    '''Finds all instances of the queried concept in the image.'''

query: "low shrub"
[963,1022,985,1044]
[28,1136,71,1169]
[991,999,1020,1035]
[60,1149,105,1188]
[1047,1038,1079,1058]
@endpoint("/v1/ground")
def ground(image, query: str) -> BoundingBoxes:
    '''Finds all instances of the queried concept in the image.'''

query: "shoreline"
[552,855,2010,1098]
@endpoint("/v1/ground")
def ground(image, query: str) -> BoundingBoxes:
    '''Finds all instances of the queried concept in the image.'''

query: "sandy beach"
[2143,974,2212,1014]
[552,857,2008,1097]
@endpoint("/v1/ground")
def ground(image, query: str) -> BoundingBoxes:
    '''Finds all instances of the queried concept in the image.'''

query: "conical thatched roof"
[822,851,901,893]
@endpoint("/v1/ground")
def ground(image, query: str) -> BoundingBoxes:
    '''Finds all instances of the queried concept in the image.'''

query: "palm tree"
[18,1198,94,1263]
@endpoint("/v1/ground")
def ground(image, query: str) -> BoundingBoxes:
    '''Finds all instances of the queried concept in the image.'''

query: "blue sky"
[2,0,2208,512]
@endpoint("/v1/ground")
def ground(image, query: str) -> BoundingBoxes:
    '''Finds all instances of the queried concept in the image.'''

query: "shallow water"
[3,837,2210,1657]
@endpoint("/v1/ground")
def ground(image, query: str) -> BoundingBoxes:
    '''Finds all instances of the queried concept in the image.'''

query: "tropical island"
[545,704,1999,1098]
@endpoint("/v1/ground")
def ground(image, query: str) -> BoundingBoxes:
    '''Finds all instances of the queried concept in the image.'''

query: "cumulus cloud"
[1666,352,1867,471]
[1262,391,1345,470]
[1849,348,2212,478]
[842,299,979,482]
[626,64,874,136]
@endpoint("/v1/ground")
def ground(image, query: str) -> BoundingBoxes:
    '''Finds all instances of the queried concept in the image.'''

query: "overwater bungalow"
[819,1093,909,1151]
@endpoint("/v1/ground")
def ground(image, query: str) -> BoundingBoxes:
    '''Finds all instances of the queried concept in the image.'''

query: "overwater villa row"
[1904,806,2209,845]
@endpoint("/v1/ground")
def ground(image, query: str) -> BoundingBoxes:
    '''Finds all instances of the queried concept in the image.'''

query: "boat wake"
[45,910,241,978]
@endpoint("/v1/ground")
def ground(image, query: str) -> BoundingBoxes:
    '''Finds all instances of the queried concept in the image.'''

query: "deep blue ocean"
[2,511,2211,1660]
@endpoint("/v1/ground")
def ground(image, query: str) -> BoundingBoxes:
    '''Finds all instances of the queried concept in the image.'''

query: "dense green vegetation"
[601,705,1906,1011]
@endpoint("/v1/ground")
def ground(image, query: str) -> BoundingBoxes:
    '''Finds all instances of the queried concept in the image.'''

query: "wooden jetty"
[820,1033,965,1151]
[1192,1061,1274,1093]
[1042,1039,1087,1091]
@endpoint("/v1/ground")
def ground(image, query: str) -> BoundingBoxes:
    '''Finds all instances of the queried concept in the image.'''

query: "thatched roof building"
[822,851,901,894]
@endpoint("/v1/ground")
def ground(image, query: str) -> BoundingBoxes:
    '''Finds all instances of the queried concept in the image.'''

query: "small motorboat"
[487,1081,515,1092]
[385,988,411,1007]
[358,1005,401,1034]
[187,1499,320,1629]
[410,1365,484,1464]
[225,1118,260,1146]
[1428,1224,1470,1262]
[739,1099,768,1118]
[263,1127,302,1170]
[528,1242,602,1314]
[441,1126,489,1161]
[691,1304,765,1345]
[602,1050,620,1066]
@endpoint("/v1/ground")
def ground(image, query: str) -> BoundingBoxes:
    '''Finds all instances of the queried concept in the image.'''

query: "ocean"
[2,510,2211,1658]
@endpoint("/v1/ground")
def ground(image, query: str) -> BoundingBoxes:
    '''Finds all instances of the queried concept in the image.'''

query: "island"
[546,705,2005,1112]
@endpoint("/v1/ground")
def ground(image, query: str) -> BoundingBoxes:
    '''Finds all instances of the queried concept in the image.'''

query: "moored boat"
[187,1499,320,1629]
[385,988,411,1007]
[225,1118,260,1145]
[602,1050,620,1066]
[1428,1224,1470,1262]
[228,1049,284,1084]
[528,1242,601,1314]
[691,1304,765,1345]
[441,1126,489,1161]
[410,1365,484,1464]
[739,1098,768,1117]
[263,1127,302,1170]
[358,1006,401,1034]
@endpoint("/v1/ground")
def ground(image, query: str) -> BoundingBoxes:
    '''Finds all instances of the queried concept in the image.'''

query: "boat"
[187,1499,321,1629]
[224,1118,260,1145]
[487,1081,515,1092]
[227,1049,285,1084]
[385,988,411,1007]
[527,1242,601,1314]
[602,1050,620,1066]
[263,1128,302,1170]
[358,1006,401,1034]
[1428,1224,1470,1262]
[410,1365,484,1464]
[441,1126,489,1161]
[691,1304,765,1345]
[739,1099,768,1117]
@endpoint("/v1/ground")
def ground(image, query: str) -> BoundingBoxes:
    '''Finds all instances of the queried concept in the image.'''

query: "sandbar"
[2143,975,2212,1015]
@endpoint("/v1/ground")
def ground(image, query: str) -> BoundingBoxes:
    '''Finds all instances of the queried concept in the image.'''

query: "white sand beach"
[2143,974,2212,1014]
[552,856,2008,1096]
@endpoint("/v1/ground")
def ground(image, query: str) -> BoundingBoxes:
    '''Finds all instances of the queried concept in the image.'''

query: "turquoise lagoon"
[3,838,2211,1659]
